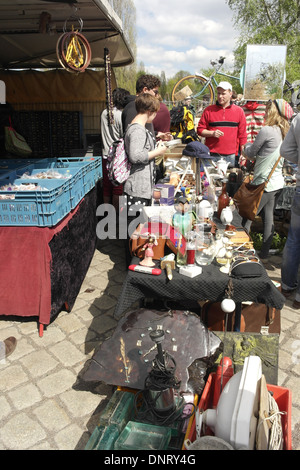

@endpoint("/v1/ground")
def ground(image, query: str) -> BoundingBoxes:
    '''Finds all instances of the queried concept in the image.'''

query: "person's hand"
[157,132,173,141]
[212,129,224,138]
[156,141,168,155]
[239,155,247,167]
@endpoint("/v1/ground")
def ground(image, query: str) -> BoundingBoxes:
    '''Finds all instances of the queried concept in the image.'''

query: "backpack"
[170,105,199,143]
[106,137,131,186]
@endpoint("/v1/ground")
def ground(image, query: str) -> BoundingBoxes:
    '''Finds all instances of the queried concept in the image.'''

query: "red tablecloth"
[0,203,81,325]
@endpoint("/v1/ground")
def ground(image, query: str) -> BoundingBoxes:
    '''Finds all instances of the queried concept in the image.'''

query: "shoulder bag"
[233,154,282,221]
[5,117,32,157]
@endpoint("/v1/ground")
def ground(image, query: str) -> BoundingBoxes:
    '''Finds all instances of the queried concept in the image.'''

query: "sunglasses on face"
[148,88,159,95]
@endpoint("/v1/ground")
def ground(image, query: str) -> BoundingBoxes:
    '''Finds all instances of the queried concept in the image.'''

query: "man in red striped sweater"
[197,82,247,167]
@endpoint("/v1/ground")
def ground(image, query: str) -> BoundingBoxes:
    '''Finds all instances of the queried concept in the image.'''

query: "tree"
[107,0,137,94]
[226,0,300,81]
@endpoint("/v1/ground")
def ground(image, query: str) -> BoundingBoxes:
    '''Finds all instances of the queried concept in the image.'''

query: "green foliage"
[250,231,287,252]
[226,0,300,83]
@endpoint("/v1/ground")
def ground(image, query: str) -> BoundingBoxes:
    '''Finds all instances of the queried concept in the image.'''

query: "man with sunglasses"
[122,74,172,141]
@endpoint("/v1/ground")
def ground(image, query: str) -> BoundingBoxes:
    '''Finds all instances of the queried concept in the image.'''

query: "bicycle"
[171,56,240,115]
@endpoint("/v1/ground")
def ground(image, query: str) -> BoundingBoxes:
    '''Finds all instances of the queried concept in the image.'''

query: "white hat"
[217,81,232,91]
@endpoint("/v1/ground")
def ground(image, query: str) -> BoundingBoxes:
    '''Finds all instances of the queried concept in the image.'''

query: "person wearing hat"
[280,112,300,308]
[197,81,247,167]
[241,98,293,260]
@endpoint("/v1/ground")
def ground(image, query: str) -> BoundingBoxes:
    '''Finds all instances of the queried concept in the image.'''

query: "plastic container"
[0,178,73,226]
[0,157,102,226]
[186,371,292,450]
[85,424,119,450]
[98,390,135,432]
[114,421,171,451]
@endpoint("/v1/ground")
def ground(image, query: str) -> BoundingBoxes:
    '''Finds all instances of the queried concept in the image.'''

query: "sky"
[133,0,238,78]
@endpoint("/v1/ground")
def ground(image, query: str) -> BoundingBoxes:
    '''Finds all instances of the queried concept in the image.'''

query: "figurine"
[172,196,195,236]
[140,234,158,267]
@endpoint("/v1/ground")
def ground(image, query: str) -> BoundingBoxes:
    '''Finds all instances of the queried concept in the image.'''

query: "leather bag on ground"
[200,301,280,334]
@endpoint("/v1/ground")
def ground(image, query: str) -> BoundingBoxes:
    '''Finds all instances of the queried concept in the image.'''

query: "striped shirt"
[197,102,247,155]
[242,102,266,143]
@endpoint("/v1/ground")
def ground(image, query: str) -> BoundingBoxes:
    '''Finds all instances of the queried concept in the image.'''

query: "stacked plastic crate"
[0,157,102,227]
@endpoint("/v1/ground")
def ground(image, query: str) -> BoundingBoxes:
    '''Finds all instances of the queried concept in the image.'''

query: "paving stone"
[20,349,59,378]
[0,396,11,420]
[93,294,117,310]
[37,369,76,397]
[0,365,28,392]
[54,314,85,334]
[59,389,104,418]
[0,413,46,449]
[88,313,117,335]
[33,399,71,432]
[54,423,85,450]
[30,324,66,347]
[49,341,86,367]
[8,383,42,410]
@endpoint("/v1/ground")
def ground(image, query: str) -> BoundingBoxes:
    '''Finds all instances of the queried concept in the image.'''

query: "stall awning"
[0,0,134,70]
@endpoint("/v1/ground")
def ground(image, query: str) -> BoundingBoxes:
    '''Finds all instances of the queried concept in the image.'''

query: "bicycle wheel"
[171,75,215,116]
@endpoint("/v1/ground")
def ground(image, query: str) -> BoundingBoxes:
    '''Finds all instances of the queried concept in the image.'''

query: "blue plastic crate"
[0,157,102,226]
[0,178,73,227]
[16,166,86,210]
[0,159,48,179]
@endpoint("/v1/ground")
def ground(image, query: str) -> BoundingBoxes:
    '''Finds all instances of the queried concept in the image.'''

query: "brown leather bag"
[200,301,280,334]
[201,301,246,332]
[233,155,282,221]
[130,221,179,259]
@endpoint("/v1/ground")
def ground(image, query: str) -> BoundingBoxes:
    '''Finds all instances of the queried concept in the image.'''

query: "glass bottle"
[176,235,187,266]
[217,179,230,219]
[186,231,196,266]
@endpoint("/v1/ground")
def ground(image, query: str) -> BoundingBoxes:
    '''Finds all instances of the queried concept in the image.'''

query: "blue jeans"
[281,189,300,301]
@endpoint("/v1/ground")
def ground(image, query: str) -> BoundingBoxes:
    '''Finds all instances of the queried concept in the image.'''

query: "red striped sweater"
[197,102,247,155]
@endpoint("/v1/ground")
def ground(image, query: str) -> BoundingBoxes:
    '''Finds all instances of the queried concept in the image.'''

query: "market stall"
[83,117,292,450]
[0,158,101,336]
[0,0,133,335]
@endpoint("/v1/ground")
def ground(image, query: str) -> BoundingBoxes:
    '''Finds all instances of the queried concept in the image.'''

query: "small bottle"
[186,231,196,266]
[176,236,187,266]
[217,179,230,218]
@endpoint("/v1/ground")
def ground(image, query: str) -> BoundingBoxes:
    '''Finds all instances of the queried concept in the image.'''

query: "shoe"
[292,299,300,309]
[281,288,294,298]
[4,337,17,358]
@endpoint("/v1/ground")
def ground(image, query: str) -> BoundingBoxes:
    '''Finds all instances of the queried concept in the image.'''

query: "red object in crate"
[186,368,292,450]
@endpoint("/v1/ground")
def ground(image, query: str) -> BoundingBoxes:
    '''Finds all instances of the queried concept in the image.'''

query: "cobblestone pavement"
[0,238,299,450]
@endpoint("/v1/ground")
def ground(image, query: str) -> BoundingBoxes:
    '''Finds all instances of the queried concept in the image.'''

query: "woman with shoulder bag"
[240,99,293,260]
[123,93,168,265]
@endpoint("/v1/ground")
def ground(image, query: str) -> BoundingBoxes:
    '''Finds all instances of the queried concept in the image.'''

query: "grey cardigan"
[124,123,155,199]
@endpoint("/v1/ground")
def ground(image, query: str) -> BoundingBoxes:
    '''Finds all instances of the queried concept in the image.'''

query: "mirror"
[244,45,287,101]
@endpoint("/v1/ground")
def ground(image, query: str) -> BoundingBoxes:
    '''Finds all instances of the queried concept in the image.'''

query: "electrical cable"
[134,350,195,427]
